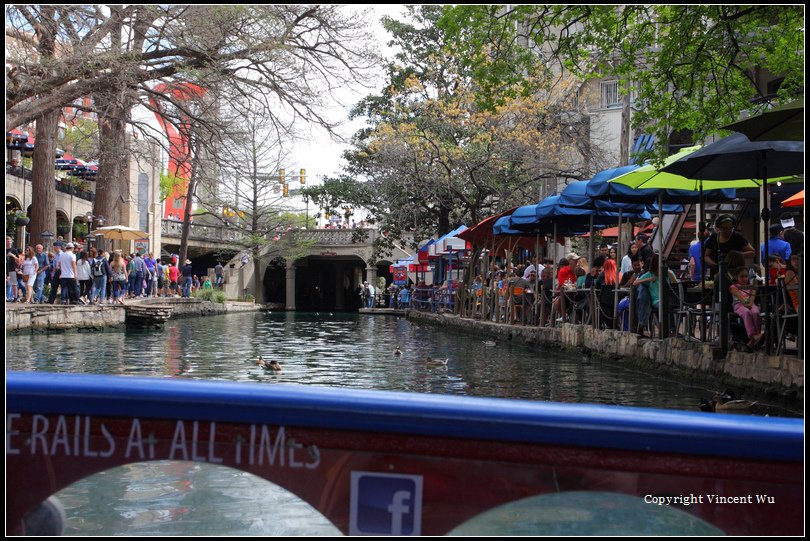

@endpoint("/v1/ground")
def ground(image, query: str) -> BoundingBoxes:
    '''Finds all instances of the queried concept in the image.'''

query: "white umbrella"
[90,225,150,241]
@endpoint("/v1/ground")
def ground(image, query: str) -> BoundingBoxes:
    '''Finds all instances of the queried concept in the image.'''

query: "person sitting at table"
[574,266,586,288]
[551,253,579,322]
[596,257,618,329]
[619,254,643,287]
[633,254,677,336]
[585,256,604,289]
[767,255,787,285]
[538,266,554,326]
[511,270,535,323]
[616,256,644,330]
[703,214,755,279]
[620,242,640,276]
[729,266,763,350]
[783,251,800,311]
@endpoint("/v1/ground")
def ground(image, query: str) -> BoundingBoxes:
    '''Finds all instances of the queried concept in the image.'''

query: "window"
[600,81,621,109]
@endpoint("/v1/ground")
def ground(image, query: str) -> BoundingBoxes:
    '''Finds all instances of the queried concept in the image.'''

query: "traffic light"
[283,183,289,197]
[278,169,285,184]
[300,168,306,184]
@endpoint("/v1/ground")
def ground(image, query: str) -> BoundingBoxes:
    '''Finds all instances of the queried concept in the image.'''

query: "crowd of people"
[6,236,220,306]
[403,211,802,350]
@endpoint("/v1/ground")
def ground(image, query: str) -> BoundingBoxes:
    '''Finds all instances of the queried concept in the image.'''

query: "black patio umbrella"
[722,99,803,142]
[661,132,804,353]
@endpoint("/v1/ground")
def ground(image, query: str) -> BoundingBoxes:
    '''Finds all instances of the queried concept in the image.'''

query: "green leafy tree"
[308,6,603,260]
[58,118,99,160]
[439,5,805,160]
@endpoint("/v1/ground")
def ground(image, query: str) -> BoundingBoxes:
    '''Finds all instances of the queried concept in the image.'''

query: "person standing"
[620,243,640,276]
[761,223,791,265]
[780,211,803,254]
[89,248,111,305]
[33,244,50,304]
[155,259,165,297]
[76,251,93,303]
[110,252,129,305]
[634,234,655,271]
[7,246,20,302]
[144,252,157,298]
[214,262,224,288]
[47,243,64,304]
[21,246,39,303]
[59,242,81,304]
[131,252,145,297]
[688,225,710,282]
[366,281,376,308]
[168,261,180,297]
[703,214,755,279]
[181,259,194,297]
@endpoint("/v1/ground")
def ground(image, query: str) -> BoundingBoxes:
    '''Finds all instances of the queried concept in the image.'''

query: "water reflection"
[56,461,340,536]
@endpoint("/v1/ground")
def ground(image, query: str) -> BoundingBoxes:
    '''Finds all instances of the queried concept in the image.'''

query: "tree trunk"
[179,142,199,266]
[92,9,127,227]
[27,6,59,248]
[29,109,60,246]
[94,99,128,224]
[253,248,262,302]
[438,204,451,236]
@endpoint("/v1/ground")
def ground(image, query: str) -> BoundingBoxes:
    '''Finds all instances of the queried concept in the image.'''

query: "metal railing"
[161,219,245,243]
[7,164,95,202]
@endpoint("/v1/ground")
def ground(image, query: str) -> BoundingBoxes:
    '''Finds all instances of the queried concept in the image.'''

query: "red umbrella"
[457,208,518,246]
[781,189,804,208]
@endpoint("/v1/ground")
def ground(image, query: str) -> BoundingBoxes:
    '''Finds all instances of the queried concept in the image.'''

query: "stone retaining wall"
[6,299,261,332]
[408,311,803,392]
[6,304,126,332]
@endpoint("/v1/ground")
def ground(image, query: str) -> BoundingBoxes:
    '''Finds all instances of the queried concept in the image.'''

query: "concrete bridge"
[219,228,412,310]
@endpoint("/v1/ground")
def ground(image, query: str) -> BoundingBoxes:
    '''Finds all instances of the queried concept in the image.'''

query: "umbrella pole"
[614,210,622,329]
[658,194,664,337]
[761,158,771,354]
[588,215,594,264]
[699,184,707,342]
[535,233,540,324]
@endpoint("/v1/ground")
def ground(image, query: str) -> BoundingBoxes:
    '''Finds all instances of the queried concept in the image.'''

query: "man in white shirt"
[59,242,81,304]
[522,256,544,280]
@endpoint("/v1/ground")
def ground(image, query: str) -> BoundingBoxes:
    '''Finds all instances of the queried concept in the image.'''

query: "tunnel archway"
[294,255,366,311]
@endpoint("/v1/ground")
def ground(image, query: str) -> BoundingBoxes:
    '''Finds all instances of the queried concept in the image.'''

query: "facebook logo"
[350,471,423,535]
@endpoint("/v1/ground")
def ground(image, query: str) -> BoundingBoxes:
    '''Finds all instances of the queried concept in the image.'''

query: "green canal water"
[6,311,799,535]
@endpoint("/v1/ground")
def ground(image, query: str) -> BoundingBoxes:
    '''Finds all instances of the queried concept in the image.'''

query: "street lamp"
[40,230,54,251]
[85,212,105,251]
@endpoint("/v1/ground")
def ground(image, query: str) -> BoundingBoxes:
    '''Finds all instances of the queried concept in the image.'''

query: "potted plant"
[57,223,70,235]
[13,211,29,226]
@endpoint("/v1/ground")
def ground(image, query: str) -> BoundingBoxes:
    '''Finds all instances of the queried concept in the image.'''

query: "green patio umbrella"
[722,99,804,142]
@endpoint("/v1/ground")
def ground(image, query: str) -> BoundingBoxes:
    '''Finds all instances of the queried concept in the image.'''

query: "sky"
[287,5,406,191]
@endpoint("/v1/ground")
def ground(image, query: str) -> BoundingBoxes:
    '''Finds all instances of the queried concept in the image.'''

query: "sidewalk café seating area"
[404,261,801,357]
[402,134,803,357]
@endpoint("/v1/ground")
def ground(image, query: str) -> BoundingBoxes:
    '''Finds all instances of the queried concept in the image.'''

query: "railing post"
[629,285,637,333]
[718,261,729,355]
